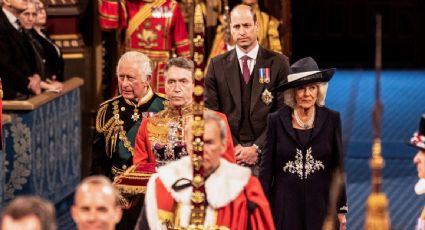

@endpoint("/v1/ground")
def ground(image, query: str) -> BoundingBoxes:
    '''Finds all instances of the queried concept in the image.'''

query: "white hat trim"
[288,70,321,83]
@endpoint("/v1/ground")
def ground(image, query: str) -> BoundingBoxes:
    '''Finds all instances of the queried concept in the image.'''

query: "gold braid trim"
[112,100,135,156]
[95,97,138,158]
[158,209,175,224]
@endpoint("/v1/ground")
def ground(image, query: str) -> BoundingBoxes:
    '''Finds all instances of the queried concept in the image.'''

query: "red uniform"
[133,104,236,165]
[99,0,191,93]
[143,157,275,229]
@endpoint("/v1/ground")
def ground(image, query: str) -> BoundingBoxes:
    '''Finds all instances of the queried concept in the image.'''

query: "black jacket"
[205,46,289,148]
[259,105,348,230]
[0,9,37,99]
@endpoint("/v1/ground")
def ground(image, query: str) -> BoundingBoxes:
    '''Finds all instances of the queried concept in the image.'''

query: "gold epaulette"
[155,92,167,100]
[96,96,122,133]
[99,95,122,107]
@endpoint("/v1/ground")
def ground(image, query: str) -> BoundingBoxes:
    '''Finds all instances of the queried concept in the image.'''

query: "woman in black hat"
[259,57,347,229]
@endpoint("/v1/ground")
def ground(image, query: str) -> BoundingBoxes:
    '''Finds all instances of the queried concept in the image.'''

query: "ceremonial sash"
[125,0,167,43]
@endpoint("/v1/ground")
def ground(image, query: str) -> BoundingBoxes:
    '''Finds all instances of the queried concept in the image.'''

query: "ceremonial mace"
[188,2,208,228]
[364,13,391,230]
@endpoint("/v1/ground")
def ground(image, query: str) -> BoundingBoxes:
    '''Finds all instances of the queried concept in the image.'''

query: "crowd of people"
[1,1,424,230]
[0,0,63,100]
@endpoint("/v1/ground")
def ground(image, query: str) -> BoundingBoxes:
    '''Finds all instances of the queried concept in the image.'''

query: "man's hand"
[337,213,346,230]
[235,145,257,166]
[27,74,41,94]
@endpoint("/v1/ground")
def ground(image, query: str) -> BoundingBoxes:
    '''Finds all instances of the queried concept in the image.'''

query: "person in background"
[259,57,347,229]
[71,175,122,230]
[33,0,64,82]
[98,0,191,94]
[408,114,425,229]
[0,0,41,99]
[0,195,57,230]
[18,0,62,92]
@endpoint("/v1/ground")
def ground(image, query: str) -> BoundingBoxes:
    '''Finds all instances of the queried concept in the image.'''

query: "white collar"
[2,7,18,29]
[157,156,251,208]
[235,42,259,61]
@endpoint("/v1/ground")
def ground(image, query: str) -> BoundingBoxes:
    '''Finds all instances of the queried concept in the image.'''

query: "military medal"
[259,68,265,84]
[264,68,271,83]
[131,108,140,121]
[259,68,271,84]
[261,89,273,105]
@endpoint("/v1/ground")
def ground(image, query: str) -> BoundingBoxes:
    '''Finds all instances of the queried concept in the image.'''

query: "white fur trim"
[157,156,251,208]
[288,71,320,82]
[148,157,252,227]
[205,160,251,208]
[145,174,167,230]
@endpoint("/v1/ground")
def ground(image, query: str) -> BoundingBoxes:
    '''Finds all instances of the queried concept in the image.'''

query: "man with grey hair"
[1,196,56,230]
[133,57,236,166]
[91,51,165,229]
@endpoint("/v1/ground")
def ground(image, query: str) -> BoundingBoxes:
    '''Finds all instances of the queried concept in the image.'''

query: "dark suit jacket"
[259,106,347,229]
[0,9,37,99]
[32,30,65,81]
[205,46,289,148]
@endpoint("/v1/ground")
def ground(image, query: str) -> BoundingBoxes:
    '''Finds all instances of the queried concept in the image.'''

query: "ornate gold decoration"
[192,155,203,171]
[191,191,205,204]
[192,174,204,188]
[194,86,204,96]
[193,138,204,152]
[193,35,204,47]
[194,68,204,81]
[193,52,204,65]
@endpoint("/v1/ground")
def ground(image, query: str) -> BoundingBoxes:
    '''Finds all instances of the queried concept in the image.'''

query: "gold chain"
[112,100,135,155]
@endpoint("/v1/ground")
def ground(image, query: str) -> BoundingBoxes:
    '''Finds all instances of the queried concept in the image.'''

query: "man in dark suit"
[0,0,41,100]
[205,4,289,170]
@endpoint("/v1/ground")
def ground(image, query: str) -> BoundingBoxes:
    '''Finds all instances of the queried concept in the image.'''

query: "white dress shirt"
[235,42,259,76]
[2,8,20,31]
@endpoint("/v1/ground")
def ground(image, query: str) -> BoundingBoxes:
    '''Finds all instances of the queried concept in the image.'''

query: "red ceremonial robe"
[133,107,236,165]
[144,157,275,229]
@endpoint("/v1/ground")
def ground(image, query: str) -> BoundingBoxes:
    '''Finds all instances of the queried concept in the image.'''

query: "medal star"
[131,113,140,121]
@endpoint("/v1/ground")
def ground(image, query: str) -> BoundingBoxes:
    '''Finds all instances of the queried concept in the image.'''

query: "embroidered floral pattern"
[283,149,304,179]
[283,147,324,180]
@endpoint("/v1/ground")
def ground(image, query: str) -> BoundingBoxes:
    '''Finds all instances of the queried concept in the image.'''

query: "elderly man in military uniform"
[91,51,165,179]
[98,0,191,94]
[133,57,236,167]
[91,51,165,229]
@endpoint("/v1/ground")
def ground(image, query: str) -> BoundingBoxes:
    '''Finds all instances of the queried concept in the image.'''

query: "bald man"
[71,176,122,230]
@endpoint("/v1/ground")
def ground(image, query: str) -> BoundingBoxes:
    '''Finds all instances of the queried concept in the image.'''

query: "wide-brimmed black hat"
[408,114,425,151]
[272,57,336,92]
